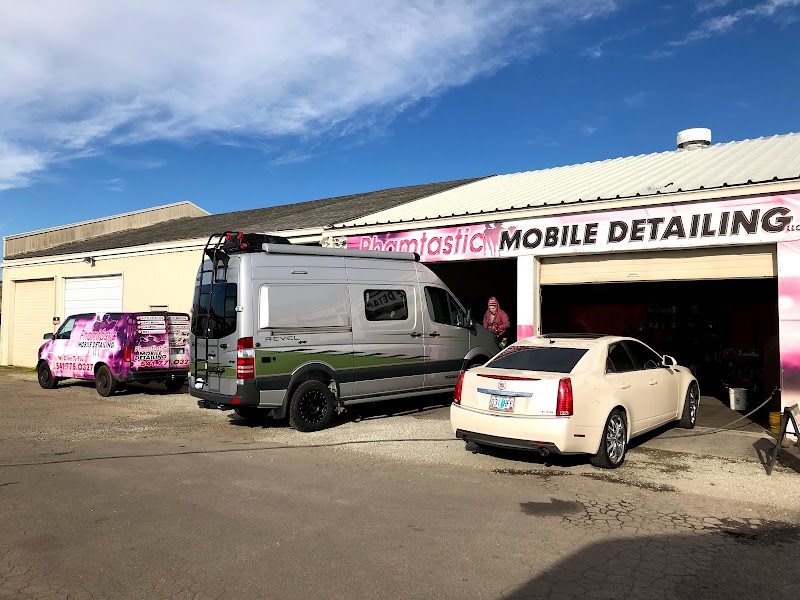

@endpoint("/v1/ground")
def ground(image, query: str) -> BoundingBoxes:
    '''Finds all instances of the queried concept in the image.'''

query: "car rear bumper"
[450,403,601,454]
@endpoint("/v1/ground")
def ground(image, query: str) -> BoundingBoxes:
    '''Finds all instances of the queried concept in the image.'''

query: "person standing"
[483,297,510,348]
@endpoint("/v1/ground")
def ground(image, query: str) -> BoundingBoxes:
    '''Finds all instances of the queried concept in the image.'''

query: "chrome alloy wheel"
[688,385,698,425]
[605,414,627,465]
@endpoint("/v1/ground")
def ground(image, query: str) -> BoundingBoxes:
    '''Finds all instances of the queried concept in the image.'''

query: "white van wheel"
[289,380,336,432]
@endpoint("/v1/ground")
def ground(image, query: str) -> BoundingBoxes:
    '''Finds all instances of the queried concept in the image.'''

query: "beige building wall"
[0,243,203,367]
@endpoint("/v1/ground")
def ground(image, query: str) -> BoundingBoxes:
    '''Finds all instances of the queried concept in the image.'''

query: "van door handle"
[208,353,216,359]
[410,332,422,338]
[430,332,441,337]
[220,344,228,349]
[619,383,631,390]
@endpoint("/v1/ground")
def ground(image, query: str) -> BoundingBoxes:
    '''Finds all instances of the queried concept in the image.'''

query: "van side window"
[364,289,408,321]
[424,287,468,327]
[56,317,77,340]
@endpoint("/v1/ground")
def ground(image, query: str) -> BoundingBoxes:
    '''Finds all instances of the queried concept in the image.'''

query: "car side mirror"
[662,355,676,367]
[43,333,54,340]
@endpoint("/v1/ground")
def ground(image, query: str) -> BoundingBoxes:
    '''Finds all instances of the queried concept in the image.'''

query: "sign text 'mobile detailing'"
[348,194,800,262]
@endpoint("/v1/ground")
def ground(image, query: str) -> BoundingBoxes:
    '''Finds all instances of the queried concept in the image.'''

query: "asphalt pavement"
[1,368,798,600]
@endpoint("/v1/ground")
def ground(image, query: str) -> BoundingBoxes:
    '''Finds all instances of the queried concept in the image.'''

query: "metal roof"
[336,133,800,229]
[6,178,483,260]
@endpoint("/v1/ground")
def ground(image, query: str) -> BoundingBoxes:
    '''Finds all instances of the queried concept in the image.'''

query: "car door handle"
[430,332,441,337]
[410,332,422,338]
[649,380,658,385]
[619,383,631,390]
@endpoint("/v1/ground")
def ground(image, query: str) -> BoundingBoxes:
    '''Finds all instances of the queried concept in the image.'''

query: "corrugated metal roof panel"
[338,133,800,227]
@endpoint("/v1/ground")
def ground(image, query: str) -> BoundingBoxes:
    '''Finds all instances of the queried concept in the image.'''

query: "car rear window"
[487,346,588,373]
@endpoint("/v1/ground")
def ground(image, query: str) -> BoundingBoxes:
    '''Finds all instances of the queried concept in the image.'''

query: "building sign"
[348,193,800,261]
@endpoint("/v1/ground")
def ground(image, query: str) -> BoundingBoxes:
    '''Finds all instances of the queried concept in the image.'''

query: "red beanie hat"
[488,297,498,306]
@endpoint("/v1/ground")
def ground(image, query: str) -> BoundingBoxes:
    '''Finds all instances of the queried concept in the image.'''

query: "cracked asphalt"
[1,368,798,599]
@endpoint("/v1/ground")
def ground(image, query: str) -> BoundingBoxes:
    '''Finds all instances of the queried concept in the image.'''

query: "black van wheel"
[95,365,119,397]
[164,377,186,393]
[37,362,58,389]
[289,380,335,432]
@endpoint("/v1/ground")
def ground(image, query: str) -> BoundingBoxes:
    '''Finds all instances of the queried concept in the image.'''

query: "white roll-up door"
[540,245,777,285]
[12,279,55,367]
[64,275,123,317]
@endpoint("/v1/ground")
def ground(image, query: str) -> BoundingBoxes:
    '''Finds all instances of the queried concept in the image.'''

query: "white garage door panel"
[540,245,776,285]
[12,279,55,368]
[64,276,123,317]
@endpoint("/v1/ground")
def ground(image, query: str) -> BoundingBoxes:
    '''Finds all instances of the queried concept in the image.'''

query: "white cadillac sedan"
[450,334,699,468]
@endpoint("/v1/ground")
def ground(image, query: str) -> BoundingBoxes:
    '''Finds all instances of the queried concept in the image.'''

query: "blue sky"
[1,0,799,249]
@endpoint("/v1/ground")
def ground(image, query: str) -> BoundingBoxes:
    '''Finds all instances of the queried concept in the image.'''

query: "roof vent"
[677,128,711,150]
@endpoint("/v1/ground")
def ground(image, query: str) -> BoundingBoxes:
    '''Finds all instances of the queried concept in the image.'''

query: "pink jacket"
[483,307,510,337]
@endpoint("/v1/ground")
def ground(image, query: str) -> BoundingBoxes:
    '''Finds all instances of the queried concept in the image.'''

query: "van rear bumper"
[191,381,260,410]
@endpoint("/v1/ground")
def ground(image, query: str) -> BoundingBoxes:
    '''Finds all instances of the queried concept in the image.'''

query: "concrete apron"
[639,395,800,465]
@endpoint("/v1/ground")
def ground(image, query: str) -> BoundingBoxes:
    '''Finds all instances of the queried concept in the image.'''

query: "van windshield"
[191,282,238,339]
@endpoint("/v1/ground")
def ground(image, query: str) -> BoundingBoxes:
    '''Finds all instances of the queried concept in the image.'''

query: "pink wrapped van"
[37,312,190,396]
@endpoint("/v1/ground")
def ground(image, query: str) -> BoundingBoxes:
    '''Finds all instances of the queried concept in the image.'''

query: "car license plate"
[489,395,514,412]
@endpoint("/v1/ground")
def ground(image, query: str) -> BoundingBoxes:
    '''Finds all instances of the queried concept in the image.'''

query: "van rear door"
[191,265,239,396]
[166,313,191,371]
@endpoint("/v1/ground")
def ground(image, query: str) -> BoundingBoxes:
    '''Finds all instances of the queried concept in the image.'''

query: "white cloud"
[624,91,650,108]
[671,0,800,46]
[0,0,617,192]
[103,178,125,192]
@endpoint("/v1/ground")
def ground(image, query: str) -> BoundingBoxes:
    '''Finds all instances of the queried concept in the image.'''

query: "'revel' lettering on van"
[190,231,500,431]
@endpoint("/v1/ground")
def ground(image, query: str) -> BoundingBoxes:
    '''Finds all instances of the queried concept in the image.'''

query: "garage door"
[12,279,55,367]
[540,245,777,285]
[64,276,123,317]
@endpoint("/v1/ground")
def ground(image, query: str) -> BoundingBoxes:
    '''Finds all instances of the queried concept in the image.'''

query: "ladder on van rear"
[192,231,292,387]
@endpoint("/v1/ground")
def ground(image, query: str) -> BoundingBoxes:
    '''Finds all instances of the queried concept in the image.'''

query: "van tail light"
[557,377,573,417]
[123,346,132,363]
[453,371,466,405]
[236,337,255,379]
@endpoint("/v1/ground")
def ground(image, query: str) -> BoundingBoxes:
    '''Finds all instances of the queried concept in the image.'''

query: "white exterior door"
[12,279,55,367]
[64,276,123,318]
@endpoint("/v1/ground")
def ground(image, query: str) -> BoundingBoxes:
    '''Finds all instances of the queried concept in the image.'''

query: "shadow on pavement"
[753,437,800,475]
[54,379,186,396]
[502,520,800,600]
[229,393,453,430]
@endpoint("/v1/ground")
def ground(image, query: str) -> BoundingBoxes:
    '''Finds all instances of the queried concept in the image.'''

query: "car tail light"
[123,346,132,362]
[557,377,573,417]
[237,337,255,379]
[478,374,539,381]
[453,371,466,405]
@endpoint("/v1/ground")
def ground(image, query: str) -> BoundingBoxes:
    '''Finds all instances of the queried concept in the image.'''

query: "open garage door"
[540,245,776,285]
[12,279,55,367]
[64,275,123,318]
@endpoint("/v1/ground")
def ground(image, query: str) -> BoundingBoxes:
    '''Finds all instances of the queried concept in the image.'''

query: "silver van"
[190,232,499,431]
